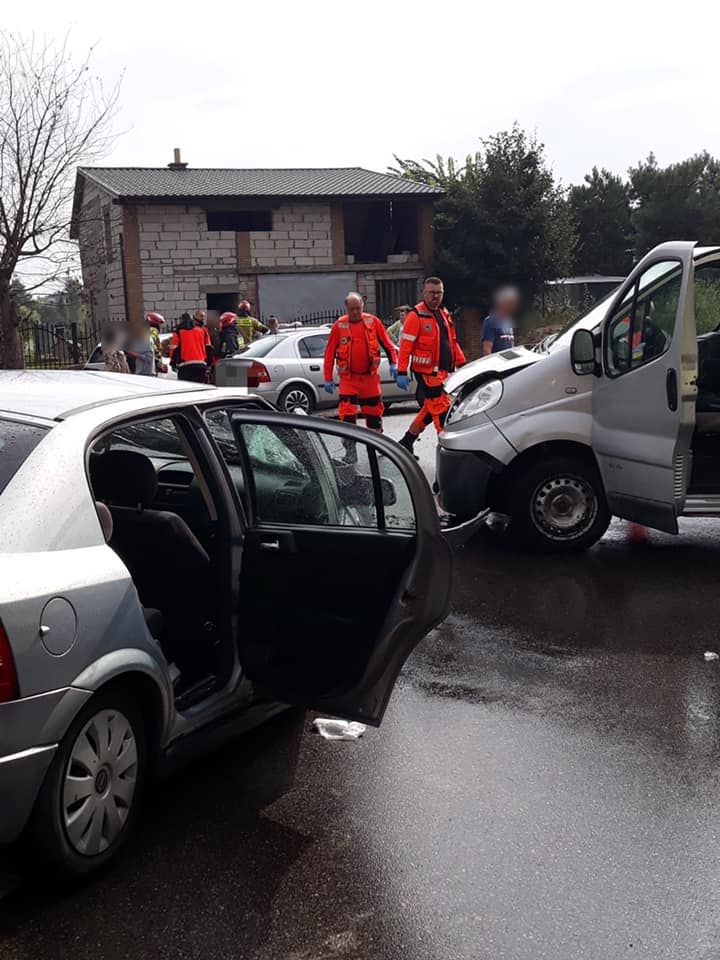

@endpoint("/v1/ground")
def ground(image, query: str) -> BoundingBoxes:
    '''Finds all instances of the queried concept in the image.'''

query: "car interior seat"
[90,450,212,674]
[95,497,167,645]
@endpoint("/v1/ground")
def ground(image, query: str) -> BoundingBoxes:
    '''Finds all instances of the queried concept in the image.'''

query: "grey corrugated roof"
[79,166,443,200]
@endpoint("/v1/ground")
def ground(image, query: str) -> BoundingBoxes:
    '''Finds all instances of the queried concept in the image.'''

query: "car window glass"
[98,417,186,459]
[204,408,243,466]
[377,452,415,530]
[605,260,682,377]
[298,334,329,358]
[0,419,49,495]
[241,336,287,358]
[695,263,720,334]
[234,423,414,531]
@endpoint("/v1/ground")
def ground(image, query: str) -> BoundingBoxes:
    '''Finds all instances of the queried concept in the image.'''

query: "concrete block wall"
[137,204,237,318]
[249,204,332,268]
[77,181,125,323]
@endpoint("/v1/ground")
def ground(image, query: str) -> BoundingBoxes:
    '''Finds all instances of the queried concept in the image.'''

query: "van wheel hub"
[532,475,597,541]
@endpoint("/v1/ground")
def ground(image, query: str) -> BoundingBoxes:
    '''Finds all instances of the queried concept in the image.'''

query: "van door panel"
[592,243,697,532]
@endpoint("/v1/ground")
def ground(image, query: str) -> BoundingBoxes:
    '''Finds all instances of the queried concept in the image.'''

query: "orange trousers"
[409,371,451,435]
[338,372,384,431]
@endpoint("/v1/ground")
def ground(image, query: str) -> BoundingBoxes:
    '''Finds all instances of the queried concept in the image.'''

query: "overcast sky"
[5,0,720,185]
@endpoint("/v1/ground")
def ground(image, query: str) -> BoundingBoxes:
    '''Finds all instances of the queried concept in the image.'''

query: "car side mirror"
[570,329,600,376]
[343,474,397,507]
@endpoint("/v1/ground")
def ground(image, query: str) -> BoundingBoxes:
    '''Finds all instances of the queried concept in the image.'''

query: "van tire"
[507,456,610,553]
[24,689,147,878]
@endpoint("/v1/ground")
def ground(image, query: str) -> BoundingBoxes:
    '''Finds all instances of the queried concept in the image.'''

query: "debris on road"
[704,651,719,661]
[312,718,366,741]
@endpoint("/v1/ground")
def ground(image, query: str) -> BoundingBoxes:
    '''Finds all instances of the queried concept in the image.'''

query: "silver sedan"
[0,370,482,878]
[236,326,416,413]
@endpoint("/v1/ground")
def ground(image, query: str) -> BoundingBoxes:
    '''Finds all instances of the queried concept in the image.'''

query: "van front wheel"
[508,457,610,553]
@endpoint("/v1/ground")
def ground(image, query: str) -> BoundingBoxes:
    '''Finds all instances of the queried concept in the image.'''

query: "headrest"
[90,450,158,508]
[95,501,114,541]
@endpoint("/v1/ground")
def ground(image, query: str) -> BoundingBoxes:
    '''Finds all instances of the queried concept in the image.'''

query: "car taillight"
[247,361,271,388]
[0,622,18,703]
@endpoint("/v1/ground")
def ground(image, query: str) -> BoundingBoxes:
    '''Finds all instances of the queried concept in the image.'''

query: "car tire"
[278,383,315,414]
[25,688,147,878]
[507,456,610,553]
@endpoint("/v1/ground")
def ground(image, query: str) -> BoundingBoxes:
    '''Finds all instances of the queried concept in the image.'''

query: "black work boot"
[398,432,420,460]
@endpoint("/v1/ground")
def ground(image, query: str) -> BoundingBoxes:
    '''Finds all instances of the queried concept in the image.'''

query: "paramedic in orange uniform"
[396,276,465,452]
[323,293,398,432]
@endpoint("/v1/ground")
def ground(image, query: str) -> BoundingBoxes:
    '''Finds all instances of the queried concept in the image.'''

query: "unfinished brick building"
[71,153,442,326]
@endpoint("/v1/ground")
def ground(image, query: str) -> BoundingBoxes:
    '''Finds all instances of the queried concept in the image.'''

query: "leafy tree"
[391,127,575,309]
[10,276,34,310]
[629,152,720,257]
[568,167,634,276]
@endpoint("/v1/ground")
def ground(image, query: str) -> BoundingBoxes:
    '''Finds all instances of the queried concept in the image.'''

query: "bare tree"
[0,33,120,368]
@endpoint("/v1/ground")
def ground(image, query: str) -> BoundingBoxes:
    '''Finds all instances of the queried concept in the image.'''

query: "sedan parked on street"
[237,327,416,413]
[0,370,478,877]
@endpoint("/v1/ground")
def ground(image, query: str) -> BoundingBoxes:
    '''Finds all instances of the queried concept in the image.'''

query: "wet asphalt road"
[4,407,720,959]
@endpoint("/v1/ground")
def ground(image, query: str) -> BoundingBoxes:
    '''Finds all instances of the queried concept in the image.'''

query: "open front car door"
[228,412,453,725]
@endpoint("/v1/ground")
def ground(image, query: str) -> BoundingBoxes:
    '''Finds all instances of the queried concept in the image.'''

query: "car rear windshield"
[0,419,49,495]
[241,335,287,358]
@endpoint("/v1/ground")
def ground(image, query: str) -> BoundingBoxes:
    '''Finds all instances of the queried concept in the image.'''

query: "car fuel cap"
[39,597,77,657]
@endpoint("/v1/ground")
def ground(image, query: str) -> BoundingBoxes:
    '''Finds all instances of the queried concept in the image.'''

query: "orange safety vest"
[334,314,382,375]
[398,302,465,375]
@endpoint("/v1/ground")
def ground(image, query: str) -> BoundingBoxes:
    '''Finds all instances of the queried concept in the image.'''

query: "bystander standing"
[482,287,520,355]
[126,320,155,376]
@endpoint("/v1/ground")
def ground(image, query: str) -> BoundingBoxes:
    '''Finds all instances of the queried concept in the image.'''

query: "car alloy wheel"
[62,708,138,856]
[531,474,598,542]
[283,388,311,413]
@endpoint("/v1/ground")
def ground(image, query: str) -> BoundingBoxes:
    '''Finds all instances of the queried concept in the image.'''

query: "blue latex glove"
[396,373,410,391]
[390,364,398,379]
[323,380,335,395]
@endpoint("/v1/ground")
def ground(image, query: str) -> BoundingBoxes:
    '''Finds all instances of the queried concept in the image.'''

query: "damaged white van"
[437,241,720,551]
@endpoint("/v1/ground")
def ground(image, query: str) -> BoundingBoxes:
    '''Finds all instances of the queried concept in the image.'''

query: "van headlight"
[446,379,503,425]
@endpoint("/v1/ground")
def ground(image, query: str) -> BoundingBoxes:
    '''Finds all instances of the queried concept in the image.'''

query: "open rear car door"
[228,411,466,725]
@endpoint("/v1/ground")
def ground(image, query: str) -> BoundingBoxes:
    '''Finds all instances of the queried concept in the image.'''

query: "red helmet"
[146,312,165,328]
[220,311,237,328]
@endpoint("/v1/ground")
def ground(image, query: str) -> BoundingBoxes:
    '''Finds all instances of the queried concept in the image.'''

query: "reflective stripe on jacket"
[324,313,397,381]
[397,302,465,375]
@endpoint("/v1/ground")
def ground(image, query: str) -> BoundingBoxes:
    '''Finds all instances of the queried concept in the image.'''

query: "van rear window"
[0,419,49,495]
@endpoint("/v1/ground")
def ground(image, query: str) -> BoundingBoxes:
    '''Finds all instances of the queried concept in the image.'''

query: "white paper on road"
[704,651,719,661]
[312,718,366,741]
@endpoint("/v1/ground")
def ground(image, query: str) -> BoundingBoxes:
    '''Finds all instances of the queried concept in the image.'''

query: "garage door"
[258,273,356,320]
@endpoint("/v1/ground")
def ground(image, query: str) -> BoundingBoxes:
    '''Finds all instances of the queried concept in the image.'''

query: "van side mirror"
[570,329,599,376]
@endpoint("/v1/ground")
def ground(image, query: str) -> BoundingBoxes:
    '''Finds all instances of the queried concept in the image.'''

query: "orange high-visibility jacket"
[397,302,465,375]
[323,313,397,381]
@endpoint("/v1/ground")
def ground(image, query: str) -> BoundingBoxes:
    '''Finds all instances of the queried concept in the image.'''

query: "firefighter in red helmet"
[146,312,166,374]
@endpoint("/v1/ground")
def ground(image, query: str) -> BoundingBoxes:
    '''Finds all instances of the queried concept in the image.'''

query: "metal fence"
[19,319,102,369]
[259,310,341,328]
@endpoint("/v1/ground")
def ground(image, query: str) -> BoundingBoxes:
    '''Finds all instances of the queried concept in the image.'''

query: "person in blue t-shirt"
[482,286,520,355]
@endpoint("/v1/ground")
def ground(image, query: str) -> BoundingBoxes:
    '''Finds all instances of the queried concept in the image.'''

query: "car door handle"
[259,539,280,552]
[666,368,678,411]
[309,365,320,371]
